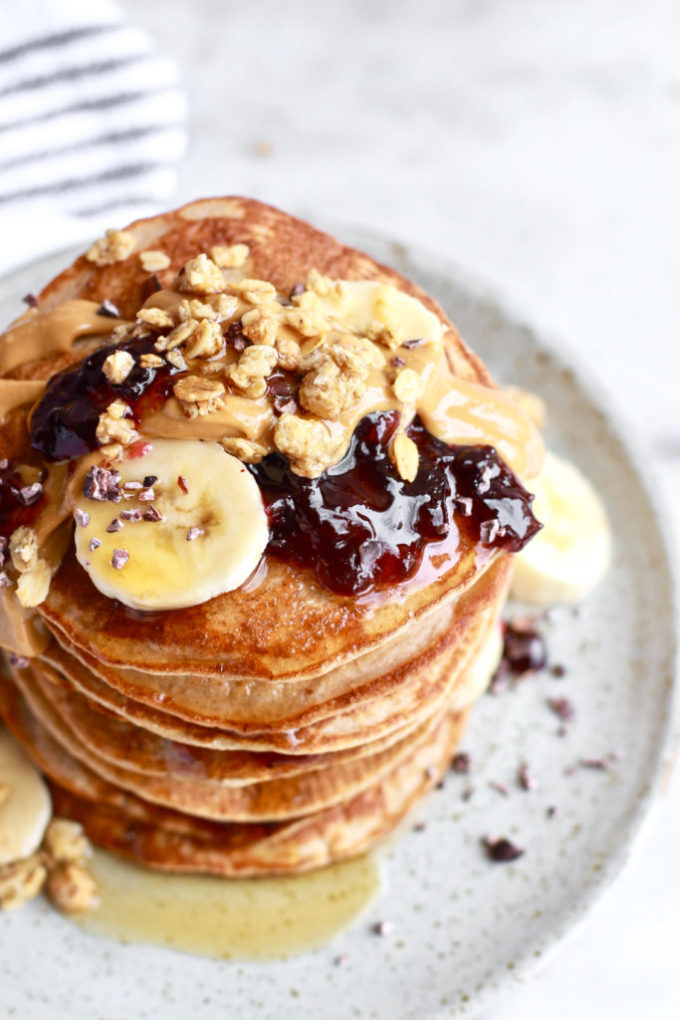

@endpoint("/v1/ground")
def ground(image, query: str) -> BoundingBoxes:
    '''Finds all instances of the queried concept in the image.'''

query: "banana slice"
[0,726,52,865]
[316,280,443,343]
[511,450,611,605]
[74,439,269,611]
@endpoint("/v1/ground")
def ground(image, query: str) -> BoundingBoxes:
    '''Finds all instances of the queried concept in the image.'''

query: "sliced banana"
[503,385,547,431]
[74,439,269,611]
[316,280,443,343]
[0,726,52,865]
[511,450,612,605]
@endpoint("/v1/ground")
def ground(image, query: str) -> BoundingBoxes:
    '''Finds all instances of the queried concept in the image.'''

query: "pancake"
[0,197,540,877]
[0,671,468,876]
[18,198,503,682]
[38,554,511,743]
[39,540,496,682]
[28,660,427,783]
[47,711,466,878]
[5,562,506,823]
[11,662,454,822]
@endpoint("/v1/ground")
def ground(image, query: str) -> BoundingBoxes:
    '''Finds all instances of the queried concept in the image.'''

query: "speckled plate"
[0,231,676,1020]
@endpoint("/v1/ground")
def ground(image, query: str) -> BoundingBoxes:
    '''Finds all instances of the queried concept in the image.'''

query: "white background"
[102,0,680,1014]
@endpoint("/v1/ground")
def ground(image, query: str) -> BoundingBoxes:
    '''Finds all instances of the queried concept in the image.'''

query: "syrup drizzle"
[74,849,383,962]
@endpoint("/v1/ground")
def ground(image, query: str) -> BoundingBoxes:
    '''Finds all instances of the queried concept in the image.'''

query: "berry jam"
[0,461,43,540]
[30,337,180,462]
[250,412,541,596]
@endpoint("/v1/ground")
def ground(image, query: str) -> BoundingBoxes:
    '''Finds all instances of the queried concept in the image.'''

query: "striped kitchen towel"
[0,0,187,274]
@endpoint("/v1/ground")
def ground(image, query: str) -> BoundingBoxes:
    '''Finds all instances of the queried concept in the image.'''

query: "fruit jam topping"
[250,412,541,596]
[0,460,43,541]
[30,337,181,462]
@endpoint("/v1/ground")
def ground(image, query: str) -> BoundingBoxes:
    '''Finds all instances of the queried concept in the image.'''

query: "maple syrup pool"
[73,850,383,961]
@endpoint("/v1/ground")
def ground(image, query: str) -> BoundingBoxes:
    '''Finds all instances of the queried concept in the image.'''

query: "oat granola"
[211,243,250,268]
[185,320,224,360]
[273,413,335,478]
[173,375,226,418]
[102,349,135,385]
[0,854,47,911]
[180,254,225,294]
[15,558,51,607]
[220,437,268,463]
[43,819,91,866]
[228,344,278,393]
[85,229,135,267]
[137,307,175,330]
[96,400,138,447]
[46,862,99,914]
[9,526,38,573]
[389,430,419,482]
[393,367,423,404]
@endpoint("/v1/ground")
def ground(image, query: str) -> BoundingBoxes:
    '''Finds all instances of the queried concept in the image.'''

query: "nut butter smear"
[0,299,124,416]
[0,299,123,376]
[2,281,542,476]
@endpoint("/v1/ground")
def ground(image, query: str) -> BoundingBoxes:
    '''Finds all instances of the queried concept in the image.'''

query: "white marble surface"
[123,1,680,1015]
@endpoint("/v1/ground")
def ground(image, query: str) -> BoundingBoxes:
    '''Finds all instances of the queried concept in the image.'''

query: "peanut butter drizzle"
[0,588,50,657]
[0,300,123,377]
[0,291,541,479]
[34,464,73,547]
[139,291,543,479]
[142,347,541,479]
[412,345,544,479]
[143,392,274,444]
[0,379,45,419]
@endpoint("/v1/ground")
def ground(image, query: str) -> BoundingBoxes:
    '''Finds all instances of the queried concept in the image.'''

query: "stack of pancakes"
[0,199,514,876]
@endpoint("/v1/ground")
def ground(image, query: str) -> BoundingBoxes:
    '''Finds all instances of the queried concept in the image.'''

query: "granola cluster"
[89,247,433,479]
[85,229,136,267]
[6,525,52,608]
[0,463,50,602]
[0,817,97,914]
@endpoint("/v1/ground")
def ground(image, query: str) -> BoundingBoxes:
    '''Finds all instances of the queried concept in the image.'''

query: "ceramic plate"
[0,231,676,1019]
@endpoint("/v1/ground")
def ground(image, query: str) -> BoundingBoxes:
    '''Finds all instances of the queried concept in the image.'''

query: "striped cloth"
[0,0,187,274]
